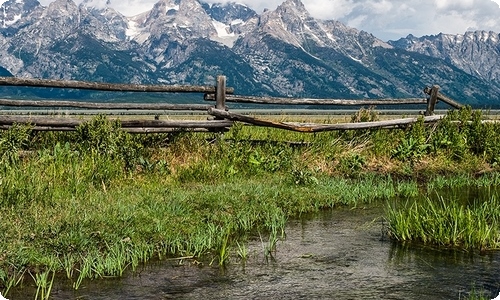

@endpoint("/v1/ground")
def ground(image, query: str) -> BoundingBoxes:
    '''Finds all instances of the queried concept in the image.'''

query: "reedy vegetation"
[0,108,500,298]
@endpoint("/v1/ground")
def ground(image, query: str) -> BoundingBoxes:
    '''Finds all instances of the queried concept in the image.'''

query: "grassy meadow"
[1,107,500,298]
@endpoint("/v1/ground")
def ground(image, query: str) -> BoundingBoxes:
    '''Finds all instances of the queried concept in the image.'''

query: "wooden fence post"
[425,85,439,116]
[215,75,227,111]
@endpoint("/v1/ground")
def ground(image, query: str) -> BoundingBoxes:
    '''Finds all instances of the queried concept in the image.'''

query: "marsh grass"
[386,193,500,250]
[2,108,500,298]
[0,173,400,297]
[462,288,495,300]
[31,270,55,300]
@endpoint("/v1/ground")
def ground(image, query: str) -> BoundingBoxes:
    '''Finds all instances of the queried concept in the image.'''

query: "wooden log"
[0,98,211,110]
[0,76,234,94]
[118,119,233,128]
[204,94,427,105]
[0,115,233,128]
[424,87,463,109]
[208,108,443,132]
[425,85,439,116]
[0,125,230,133]
[124,127,229,134]
[0,116,82,127]
[0,125,75,131]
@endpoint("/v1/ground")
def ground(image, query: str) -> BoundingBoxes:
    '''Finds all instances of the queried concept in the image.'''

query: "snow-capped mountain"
[389,31,500,84]
[0,0,499,105]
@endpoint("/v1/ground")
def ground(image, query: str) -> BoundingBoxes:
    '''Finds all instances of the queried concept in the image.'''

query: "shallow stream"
[10,204,500,300]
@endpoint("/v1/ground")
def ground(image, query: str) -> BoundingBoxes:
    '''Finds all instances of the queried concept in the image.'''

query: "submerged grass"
[2,108,500,297]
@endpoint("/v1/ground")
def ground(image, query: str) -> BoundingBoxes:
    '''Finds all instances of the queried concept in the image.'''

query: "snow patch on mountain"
[165,4,179,13]
[3,12,21,26]
[210,19,238,47]
[126,18,139,37]
[230,19,243,25]
[212,20,233,37]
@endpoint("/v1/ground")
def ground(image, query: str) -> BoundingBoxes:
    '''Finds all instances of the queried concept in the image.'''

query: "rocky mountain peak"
[1,0,40,32]
[199,2,259,48]
[276,0,308,16]
[275,0,312,31]
[389,30,500,83]
[78,0,129,43]
[139,0,213,36]
[256,0,356,50]
[201,2,257,25]
[255,0,313,48]
[80,0,111,11]
[154,0,180,15]
[462,30,499,43]
[44,0,78,18]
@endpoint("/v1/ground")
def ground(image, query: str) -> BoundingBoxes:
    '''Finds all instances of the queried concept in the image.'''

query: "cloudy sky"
[38,0,500,41]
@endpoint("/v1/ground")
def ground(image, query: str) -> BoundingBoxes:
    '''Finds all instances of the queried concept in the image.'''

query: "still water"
[10,206,500,300]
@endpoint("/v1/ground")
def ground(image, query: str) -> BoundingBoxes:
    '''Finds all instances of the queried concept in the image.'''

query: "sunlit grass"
[2,108,500,298]
[386,193,500,250]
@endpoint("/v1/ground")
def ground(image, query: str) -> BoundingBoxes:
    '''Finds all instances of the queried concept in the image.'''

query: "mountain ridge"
[0,0,498,106]
[389,31,500,84]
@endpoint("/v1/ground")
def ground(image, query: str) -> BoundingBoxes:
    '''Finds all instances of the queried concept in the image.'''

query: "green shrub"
[75,115,144,171]
[0,123,32,166]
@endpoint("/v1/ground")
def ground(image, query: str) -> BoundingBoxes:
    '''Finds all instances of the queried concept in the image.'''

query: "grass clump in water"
[386,194,500,250]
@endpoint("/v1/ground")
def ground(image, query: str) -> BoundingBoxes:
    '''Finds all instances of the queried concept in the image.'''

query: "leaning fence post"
[425,85,439,116]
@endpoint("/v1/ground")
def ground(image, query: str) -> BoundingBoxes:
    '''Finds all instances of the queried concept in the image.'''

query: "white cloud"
[36,0,500,41]
[303,0,500,40]
[81,0,108,9]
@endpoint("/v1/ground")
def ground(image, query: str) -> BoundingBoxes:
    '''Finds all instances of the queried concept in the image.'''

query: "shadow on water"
[9,206,500,300]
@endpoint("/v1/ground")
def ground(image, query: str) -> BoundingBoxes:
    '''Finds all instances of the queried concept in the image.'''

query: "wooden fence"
[0,75,463,133]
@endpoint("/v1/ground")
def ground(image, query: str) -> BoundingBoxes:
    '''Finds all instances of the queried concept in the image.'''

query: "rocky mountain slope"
[0,0,499,106]
[389,31,500,85]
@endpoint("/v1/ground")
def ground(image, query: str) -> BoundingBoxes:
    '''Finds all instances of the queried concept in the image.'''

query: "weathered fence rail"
[0,99,211,111]
[0,76,235,94]
[0,75,234,133]
[207,108,444,132]
[204,94,429,106]
[0,75,463,133]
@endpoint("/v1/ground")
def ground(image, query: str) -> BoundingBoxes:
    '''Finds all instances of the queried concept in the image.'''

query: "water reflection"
[10,206,500,300]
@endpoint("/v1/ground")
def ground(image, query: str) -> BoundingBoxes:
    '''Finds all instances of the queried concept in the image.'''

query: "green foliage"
[339,152,367,175]
[75,115,145,170]
[175,136,296,183]
[430,108,474,161]
[290,168,318,186]
[426,107,500,164]
[0,123,32,165]
[391,136,430,162]
[385,107,500,166]
[350,106,379,123]
[391,117,430,162]
[247,144,294,173]
[465,289,493,300]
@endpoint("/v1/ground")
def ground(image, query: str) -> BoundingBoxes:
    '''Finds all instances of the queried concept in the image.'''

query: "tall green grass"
[2,107,500,298]
[386,194,500,250]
